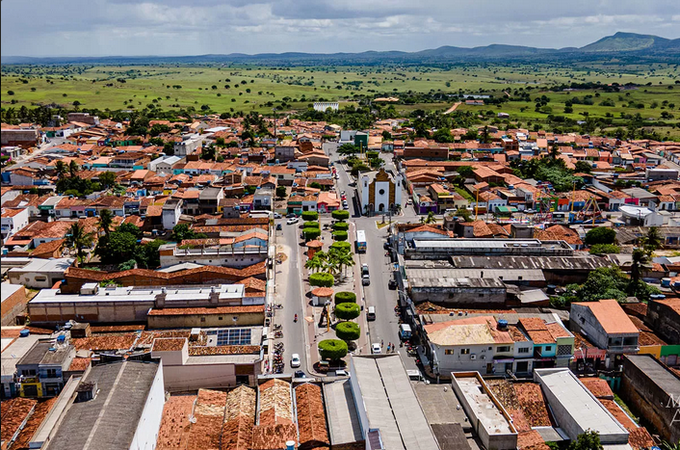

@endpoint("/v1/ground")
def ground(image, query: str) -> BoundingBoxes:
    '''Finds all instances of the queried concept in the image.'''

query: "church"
[359,168,403,216]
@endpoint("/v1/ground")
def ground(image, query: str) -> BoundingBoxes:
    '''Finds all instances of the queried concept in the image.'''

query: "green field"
[2,63,680,137]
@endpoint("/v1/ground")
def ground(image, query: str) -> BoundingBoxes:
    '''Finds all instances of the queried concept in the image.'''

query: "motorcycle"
[274,331,283,338]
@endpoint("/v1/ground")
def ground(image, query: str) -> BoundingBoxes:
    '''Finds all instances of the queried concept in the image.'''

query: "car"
[361,263,369,276]
[286,213,296,219]
[383,241,390,250]
[273,212,282,219]
[276,223,282,230]
[362,274,370,286]
[294,370,306,378]
[341,191,346,196]
[334,369,349,377]
[290,353,301,368]
[341,195,347,201]
[388,278,397,290]
[371,343,382,354]
[287,217,299,225]
[406,199,413,206]
[342,200,349,208]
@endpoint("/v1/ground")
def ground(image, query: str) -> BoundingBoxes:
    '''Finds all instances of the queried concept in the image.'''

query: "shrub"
[336,322,361,341]
[332,222,349,231]
[309,272,334,287]
[303,221,320,229]
[303,227,321,240]
[332,230,348,241]
[332,210,350,221]
[330,241,352,252]
[585,227,617,246]
[334,291,356,304]
[302,211,319,221]
[318,339,348,361]
[335,302,360,320]
[589,244,620,255]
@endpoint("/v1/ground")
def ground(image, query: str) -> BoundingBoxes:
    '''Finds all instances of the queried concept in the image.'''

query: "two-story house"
[570,299,640,369]
[16,340,75,398]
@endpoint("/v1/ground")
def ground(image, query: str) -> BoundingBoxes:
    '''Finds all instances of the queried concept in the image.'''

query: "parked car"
[362,274,370,286]
[276,223,282,231]
[286,213,296,219]
[371,343,381,354]
[294,370,306,378]
[287,217,299,225]
[334,369,349,377]
[273,212,282,219]
[290,353,301,368]
[361,263,369,276]
[388,278,397,290]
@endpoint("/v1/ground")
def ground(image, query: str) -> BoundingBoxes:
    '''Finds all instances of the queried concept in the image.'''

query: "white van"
[367,306,376,321]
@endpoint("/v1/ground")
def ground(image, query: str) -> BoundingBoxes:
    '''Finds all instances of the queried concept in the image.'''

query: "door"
[486,363,493,374]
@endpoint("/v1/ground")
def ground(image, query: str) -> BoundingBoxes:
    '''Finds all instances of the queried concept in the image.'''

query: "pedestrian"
[381,339,384,348]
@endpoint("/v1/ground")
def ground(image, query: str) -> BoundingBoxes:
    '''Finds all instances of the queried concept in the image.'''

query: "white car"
[290,353,301,368]
[273,212,282,219]
[287,217,299,225]
[371,343,382,354]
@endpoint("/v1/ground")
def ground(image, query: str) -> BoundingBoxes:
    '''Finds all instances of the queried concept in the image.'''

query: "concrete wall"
[570,303,608,349]
[1,284,28,326]
[159,248,267,269]
[621,356,680,443]
[129,362,165,450]
[645,300,680,345]
[9,270,65,289]
[410,287,506,307]
[147,311,264,329]
[28,301,153,324]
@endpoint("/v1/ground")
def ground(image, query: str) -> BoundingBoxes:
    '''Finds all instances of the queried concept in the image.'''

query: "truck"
[356,230,367,253]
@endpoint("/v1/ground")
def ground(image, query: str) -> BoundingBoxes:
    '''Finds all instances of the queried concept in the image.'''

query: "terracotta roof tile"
[0,397,37,444]
[295,383,329,447]
[579,377,614,399]
[583,300,639,334]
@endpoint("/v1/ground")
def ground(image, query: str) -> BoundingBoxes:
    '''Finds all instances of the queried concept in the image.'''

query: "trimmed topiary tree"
[336,321,361,342]
[332,230,348,241]
[332,210,349,221]
[303,221,320,229]
[330,241,352,253]
[309,272,334,287]
[318,339,348,361]
[302,211,319,221]
[332,222,349,231]
[335,302,360,321]
[334,291,356,304]
[303,227,321,241]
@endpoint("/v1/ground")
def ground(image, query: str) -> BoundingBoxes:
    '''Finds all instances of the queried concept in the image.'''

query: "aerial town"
[2,108,679,450]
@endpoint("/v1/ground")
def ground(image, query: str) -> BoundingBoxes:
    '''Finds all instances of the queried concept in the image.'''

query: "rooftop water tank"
[19,329,30,338]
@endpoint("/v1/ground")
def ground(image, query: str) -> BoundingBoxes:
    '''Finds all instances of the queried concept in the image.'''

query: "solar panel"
[215,329,251,346]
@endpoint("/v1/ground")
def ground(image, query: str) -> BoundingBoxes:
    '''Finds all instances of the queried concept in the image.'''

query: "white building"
[359,168,402,215]
[313,102,339,112]
[162,198,182,230]
[1,207,29,242]
[173,134,202,157]
[149,155,181,174]
[8,258,74,289]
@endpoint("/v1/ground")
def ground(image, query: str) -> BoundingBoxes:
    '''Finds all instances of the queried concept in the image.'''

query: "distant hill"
[2,32,679,65]
[579,31,680,53]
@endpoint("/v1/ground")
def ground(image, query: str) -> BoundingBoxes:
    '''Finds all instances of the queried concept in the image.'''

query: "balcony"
[606,345,639,353]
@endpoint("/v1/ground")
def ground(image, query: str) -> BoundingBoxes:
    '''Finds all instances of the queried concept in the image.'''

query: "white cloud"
[1,0,678,56]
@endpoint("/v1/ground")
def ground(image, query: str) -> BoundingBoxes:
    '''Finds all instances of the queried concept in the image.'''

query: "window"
[460,348,470,355]
[200,317,206,323]
[44,368,58,378]
[445,349,455,355]
[379,189,385,195]
[518,347,530,354]
[218,317,223,321]
[545,346,552,351]
[557,345,572,356]
[22,369,36,376]
[497,346,511,352]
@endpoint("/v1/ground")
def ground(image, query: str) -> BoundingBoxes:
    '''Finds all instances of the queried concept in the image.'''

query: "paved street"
[327,144,418,370]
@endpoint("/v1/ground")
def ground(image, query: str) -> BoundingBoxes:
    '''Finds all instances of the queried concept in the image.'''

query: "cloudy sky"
[2,0,679,56]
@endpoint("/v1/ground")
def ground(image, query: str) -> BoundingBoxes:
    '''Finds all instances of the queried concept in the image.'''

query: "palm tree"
[68,160,79,178]
[54,160,67,179]
[305,256,324,273]
[98,209,114,237]
[645,226,662,252]
[629,247,650,295]
[334,249,355,279]
[549,143,560,160]
[425,211,436,224]
[62,222,94,266]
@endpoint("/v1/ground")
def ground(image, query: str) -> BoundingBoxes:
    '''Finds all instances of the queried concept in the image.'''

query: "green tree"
[302,211,319,221]
[455,207,472,222]
[644,227,662,252]
[334,291,356,304]
[584,227,617,246]
[318,339,348,361]
[329,247,354,277]
[99,171,117,189]
[425,211,436,224]
[629,247,650,295]
[574,161,593,174]
[54,160,67,179]
[309,272,334,287]
[337,143,359,155]
[171,223,206,242]
[549,143,560,160]
[589,244,620,255]
[68,160,79,178]
[97,230,138,263]
[97,209,114,237]
[335,321,361,342]
[567,431,602,450]
[332,230,348,241]
[276,186,287,198]
[303,227,321,241]
[305,256,324,273]
[310,181,322,190]
[335,302,360,321]
[118,259,137,271]
[117,222,142,239]
[62,222,94,265]
[457,166,474,178]
[332,222,349,231]
[332,210,350,221]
